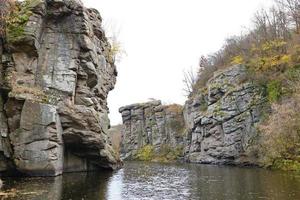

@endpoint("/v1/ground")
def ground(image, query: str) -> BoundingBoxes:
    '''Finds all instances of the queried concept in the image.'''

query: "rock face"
[0,0,121,176]
[184,65,266,165]
[119,100,185,160]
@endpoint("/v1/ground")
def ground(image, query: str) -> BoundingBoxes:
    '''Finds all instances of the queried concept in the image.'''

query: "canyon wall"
[0,0,121,176]
[119,65,267,165]
[119,100,185,160]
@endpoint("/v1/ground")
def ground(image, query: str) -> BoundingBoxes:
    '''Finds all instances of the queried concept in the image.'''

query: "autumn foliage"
[192,0,300,95]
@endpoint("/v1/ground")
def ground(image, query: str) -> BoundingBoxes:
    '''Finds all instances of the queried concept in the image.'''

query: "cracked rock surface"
[0,0,121,176]
[119,101,185,160]
[183,65,266,165]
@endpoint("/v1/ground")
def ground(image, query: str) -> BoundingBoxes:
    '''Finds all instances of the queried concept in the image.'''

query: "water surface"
[2,162,300,200]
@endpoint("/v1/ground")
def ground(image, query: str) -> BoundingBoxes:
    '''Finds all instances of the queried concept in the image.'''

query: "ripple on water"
[2,162,300,200]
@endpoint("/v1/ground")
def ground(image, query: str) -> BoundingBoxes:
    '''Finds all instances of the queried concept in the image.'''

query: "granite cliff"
[119,100,185,160]
[119,65,267,165]
[184,65,266,165]
[0,0,121,176]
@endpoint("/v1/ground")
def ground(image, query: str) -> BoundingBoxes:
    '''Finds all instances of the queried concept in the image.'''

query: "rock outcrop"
[119,100,185,160]
[184,65,266,165]
[0,0,121,176]
[118,65,266,165]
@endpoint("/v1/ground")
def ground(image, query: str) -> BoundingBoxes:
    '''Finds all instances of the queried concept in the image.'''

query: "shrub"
[267,80,282,102]
[135,145,155,161]
[231,55,244,65]
[5,0,33,43]
[259,91,300,171]
[152,145,183,163]
[165,104,186,136]
[135,144,183,162]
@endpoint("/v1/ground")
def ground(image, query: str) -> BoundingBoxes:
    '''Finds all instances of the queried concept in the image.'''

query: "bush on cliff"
[5,0,40,43]
[190,0,300,98]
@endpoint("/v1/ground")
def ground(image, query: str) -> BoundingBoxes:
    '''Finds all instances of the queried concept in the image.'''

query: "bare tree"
[252,6,290,41]
[275,0,300,32]
[182,67,196,96]
[103,20,126,64]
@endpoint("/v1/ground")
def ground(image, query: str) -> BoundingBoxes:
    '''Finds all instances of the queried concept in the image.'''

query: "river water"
[2,161,300,200]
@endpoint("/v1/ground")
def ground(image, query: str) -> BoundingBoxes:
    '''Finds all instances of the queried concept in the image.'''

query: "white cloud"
[82,0,273,125]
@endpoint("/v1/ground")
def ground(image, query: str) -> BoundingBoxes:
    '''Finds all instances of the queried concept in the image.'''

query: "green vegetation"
[105,29,126,64]
[135,145,155,161]
[273,160,300,171]
[267,80,282,102]
[152,145,183,163]
[135,144,183,163]
[6,0,40,43]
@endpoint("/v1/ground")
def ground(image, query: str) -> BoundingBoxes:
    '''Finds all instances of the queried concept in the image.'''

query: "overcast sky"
[82,0,273,125]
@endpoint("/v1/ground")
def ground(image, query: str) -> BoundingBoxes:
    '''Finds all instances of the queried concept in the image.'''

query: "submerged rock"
[0,0,121,176]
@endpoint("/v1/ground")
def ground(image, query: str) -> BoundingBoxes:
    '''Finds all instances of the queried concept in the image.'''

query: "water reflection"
[2,162,300,200]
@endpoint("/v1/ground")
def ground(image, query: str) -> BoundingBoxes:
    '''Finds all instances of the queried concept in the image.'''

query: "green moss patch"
[135,144,183,163]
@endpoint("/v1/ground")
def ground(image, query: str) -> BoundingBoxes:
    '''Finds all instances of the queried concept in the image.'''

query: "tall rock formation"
[119,100,185,160]
[184,65,266,165]
[0,0,121,176]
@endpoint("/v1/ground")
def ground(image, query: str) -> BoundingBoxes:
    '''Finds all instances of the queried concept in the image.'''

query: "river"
[2,162,300,200]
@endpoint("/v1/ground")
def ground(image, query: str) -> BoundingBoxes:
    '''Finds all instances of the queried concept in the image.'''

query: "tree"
[275,0,300,32]
[182,67,196,96]
[252,6,290,42]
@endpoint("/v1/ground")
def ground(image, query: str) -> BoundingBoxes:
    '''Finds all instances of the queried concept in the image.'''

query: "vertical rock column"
[10,101,64,176]
[119,101,185,160]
